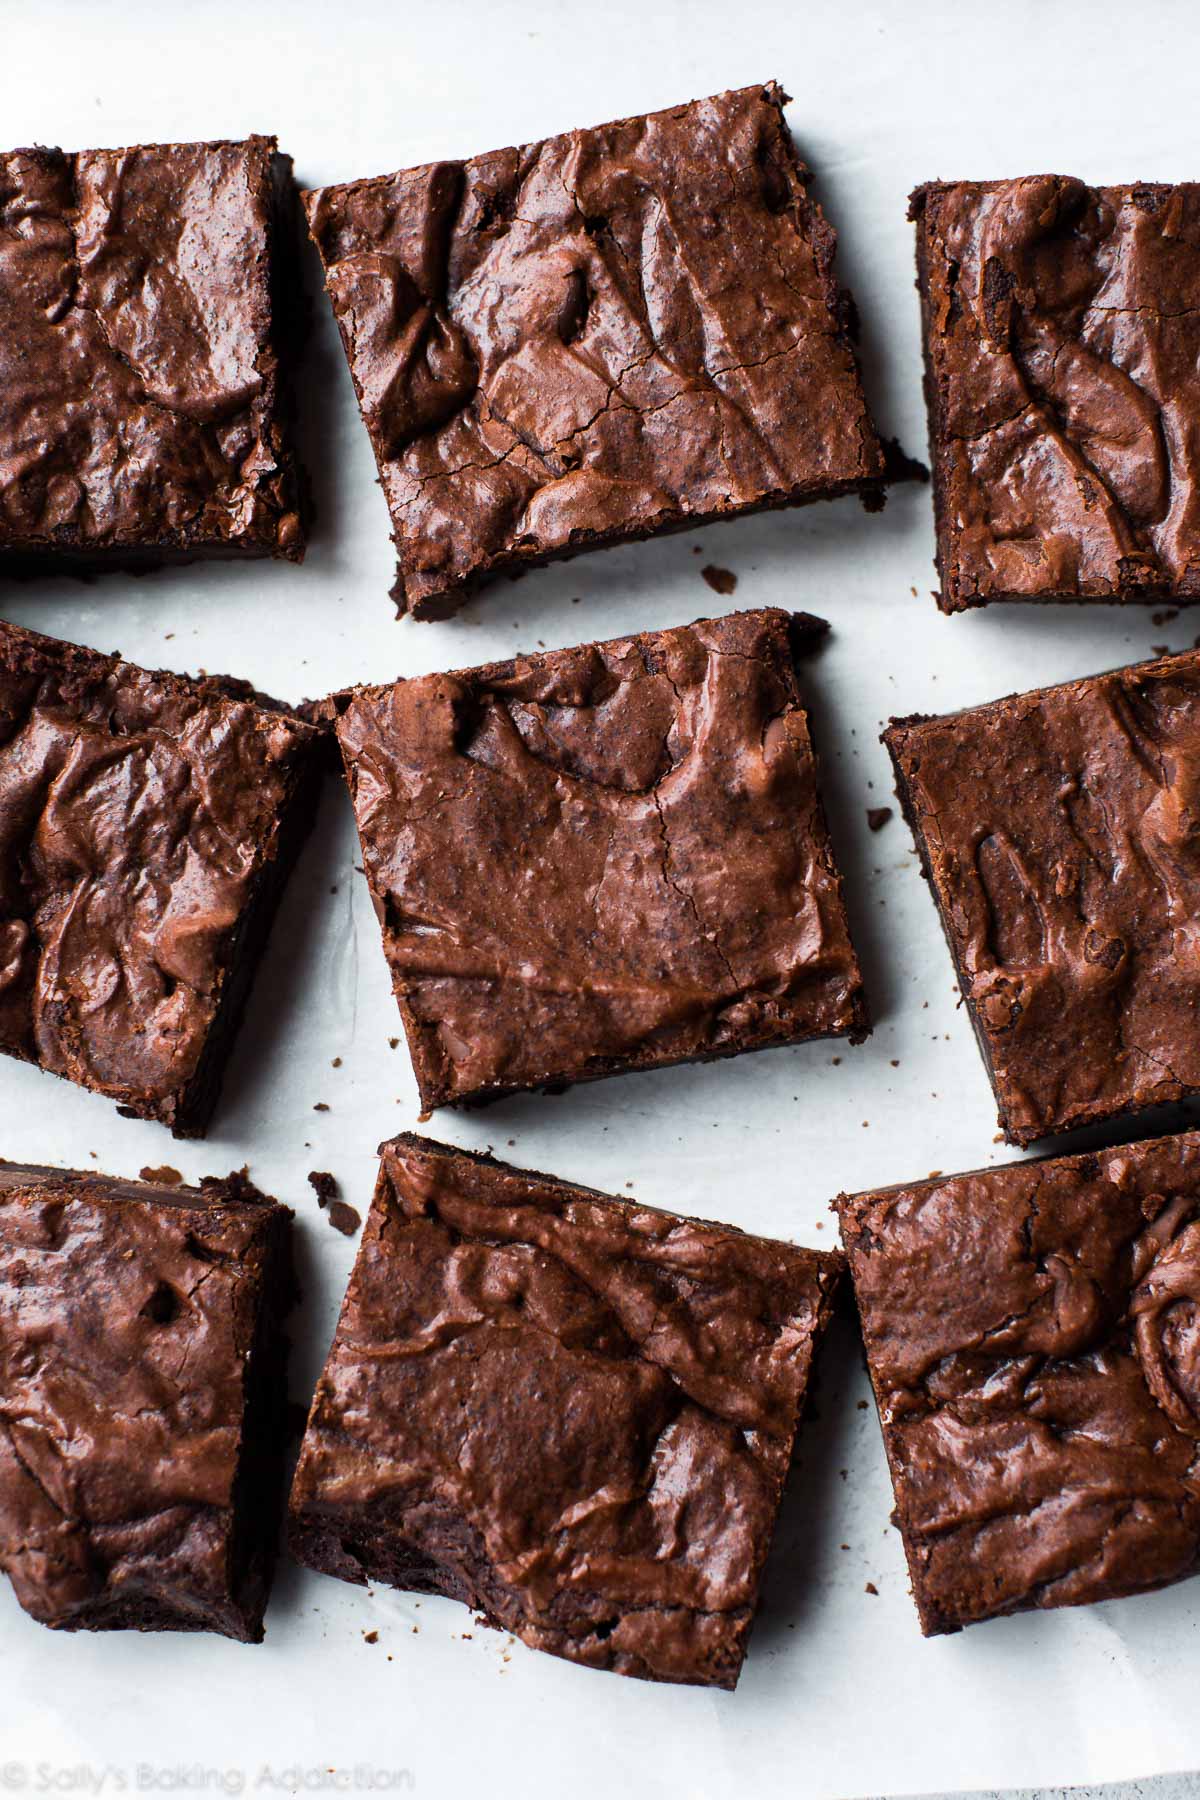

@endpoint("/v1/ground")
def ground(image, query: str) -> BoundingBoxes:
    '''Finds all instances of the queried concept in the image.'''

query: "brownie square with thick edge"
[836,1136,1200,1635]
[886,649,1200,1145]
[325,607,868,1113]
[289,1133,842,1688]
[911,177,1200,612]
[302,81,889,619]
[0,1159,294,1640]
[0,135,306,574]
[0,621,322,1136]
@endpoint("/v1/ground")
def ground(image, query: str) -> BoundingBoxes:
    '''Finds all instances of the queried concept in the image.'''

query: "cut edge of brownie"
[0,134,307,579]
[288,1131,844,1686]
[303,81,906,622]
[322,610,870,1116]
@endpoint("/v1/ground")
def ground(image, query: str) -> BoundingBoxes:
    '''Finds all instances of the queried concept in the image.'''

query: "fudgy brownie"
[0,1159,294,1639]
[325,607,868,1112]
[836,1135,1200,1635]
[911,177,1200,611]
[290,1133,842,1687]
[0,135,306,574]
[303,82,890,618]
[885,649,1200,1144]
[0,620,322,1136]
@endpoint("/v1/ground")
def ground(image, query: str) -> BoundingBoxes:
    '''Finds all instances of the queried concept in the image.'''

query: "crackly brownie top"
[912,177,1200,606]
[292,1134,840,1685]
[0,1161,280,1630]
[0,621,318,1124]
[0,135,303,559]
[836,1138,1200,1632]
[886,650,1200,1143]
[303,82,884,616]
[334,608,865,1109]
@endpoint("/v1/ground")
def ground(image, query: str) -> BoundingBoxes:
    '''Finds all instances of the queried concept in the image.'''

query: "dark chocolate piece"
[290,1133,841,1687]
[836,1135,1200,1634]
[0,620,322,1136]
[302,82,889,618]
[325,607,868,1113]
[886,649,1200,1144]
[0,1160,294,1639]
[911,177,1200,611]
[0,136,305,575]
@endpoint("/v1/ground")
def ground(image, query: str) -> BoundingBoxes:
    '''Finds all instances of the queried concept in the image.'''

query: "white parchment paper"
[1,2,1198,1793]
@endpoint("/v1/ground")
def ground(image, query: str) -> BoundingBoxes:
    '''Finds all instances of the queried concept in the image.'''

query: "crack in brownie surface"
[836,1136,1200,1635]
[289,1133,841,1686]
[911,177,1200,610]
[303,82,887,617]
[886,648,1200,1143]
[329,608,867,1111]
[0,137,304,568]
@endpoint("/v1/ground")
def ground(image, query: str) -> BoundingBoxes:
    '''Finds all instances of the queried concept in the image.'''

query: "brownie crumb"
[1152,644,1170,656]
[866,805,893,832]
[308,1170,339,1208]
[865,1582,879,1596]
[139,1165,183,1187]
[857,1400,869,1410]
[326,1200,362,1237]
[332,1056,343,1068]
[363,1629,379,1645]
[388,1038,399,1050]
[313,1102,330,1112]
[701,564,737,596]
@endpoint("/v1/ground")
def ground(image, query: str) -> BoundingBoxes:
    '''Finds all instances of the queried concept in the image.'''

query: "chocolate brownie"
[0,135,305,574]
[324,607,868,1112]
[911,177,1200,611]
[886,649,1200,1144]
[0,620,322,1135]
[290,1133,841,1687]
[835,1135,1200,1635]
[302,82,889,618]
[0,1159,294,1639]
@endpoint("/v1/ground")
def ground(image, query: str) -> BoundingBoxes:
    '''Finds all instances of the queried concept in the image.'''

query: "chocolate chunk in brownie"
[290,1133,841,1687]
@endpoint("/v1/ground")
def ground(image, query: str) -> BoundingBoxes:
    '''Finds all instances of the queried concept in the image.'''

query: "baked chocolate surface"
[289,1133,841,1687]
[0,135,305,573]
[303,82,888,618]
[0,1159,294,1639]
[0,620,322,1136]
[836,1136,1200,1635]
[886,649,1200,1144]
[911,177,1200,612]
[329,607,868,1113]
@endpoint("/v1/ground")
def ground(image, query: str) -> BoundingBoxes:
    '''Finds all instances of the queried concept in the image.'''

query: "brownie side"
[0,621,323,1135]
[885,648,1200,1144]
[835,1138,1200,1635]
[0,136,305,574]
[910,177,1200,613]
[329,608,868,1113]
[289,1133,841,1687]
[302,81,890,619]
[0,1161,294,1639]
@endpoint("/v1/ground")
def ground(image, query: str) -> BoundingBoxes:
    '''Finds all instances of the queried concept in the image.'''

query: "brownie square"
[886,649,1200,1144]
[302,81,888,618]
[911,177,1200,612]
[0,135,305,573]
[327,607,868,1112]
[0,621,322,1136]
[0,1159,294,1639]
[290,1133,841,1687]
[835,1135,1200,1635]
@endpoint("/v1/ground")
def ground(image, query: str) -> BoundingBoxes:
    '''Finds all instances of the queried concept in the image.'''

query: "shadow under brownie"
[0,1159,294,1640]
[302,81,892,619]
[289,1133,842,1688]
[835,1135,1200,1635]
[323,606,868,1113]
[0,620,323,1136]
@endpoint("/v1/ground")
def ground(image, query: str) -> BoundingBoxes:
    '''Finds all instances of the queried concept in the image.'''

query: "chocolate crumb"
[363,1630,378,1645]
[1152,644,1170,656]
[327,1200,362,1237]
[139,1165,183,1187]
[857,1400,869,1410]
[866,806,893,832]
[313,1102,330,1112]
[701,564,737,596]
[308,1170,339,1208]
[388,1038,399,1050]
[331,1057,342,1068]
[865,1582,879,1596]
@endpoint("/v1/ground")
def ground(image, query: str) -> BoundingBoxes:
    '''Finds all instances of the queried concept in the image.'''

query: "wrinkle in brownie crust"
[911,176,1200,610]
[837,1135,1200,1635]
[331,608,867,1111]
[303,82,887,616]
[290,1134,841,1686]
